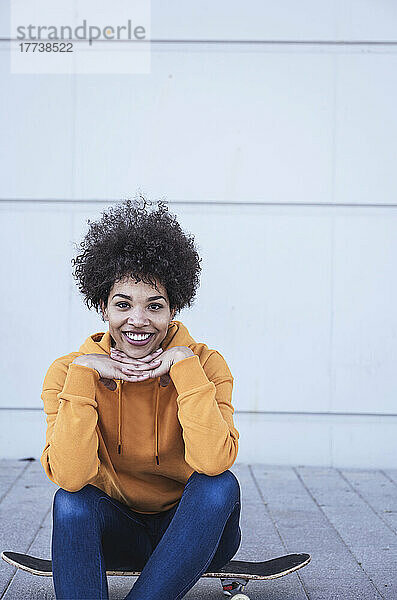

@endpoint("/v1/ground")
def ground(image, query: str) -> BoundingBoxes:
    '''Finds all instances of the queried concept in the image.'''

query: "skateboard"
[1,550,310,598]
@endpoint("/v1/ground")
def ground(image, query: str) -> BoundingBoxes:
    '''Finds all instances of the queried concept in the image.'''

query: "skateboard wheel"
[229,595,249,600]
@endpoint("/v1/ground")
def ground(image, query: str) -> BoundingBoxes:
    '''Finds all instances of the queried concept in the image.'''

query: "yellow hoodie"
[40,321,239,514]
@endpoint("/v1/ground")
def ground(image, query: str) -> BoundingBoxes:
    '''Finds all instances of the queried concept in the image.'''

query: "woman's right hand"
[72,349,163,389]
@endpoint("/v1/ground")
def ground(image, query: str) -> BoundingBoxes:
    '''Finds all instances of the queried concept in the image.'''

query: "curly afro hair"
[71,196,202,317]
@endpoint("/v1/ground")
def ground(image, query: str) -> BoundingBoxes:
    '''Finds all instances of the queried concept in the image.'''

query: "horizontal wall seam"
[2,407,397,417]
[2,199,397,209]
[237,411,397,417]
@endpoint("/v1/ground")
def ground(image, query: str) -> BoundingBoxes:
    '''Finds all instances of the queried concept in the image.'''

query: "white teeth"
[125,332,152,341]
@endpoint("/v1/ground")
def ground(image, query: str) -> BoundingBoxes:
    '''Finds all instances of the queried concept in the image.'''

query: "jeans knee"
[53,484,98,525]
[189,470,241,510]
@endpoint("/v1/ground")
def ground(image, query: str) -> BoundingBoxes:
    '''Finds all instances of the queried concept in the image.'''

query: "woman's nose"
[127,310,149,327]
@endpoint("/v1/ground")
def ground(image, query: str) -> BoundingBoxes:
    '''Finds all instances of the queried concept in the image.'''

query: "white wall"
[1,1,397,467]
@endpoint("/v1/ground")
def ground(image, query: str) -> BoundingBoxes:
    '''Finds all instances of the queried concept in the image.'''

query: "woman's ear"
[100,300,109,322]
[170,308,176,321]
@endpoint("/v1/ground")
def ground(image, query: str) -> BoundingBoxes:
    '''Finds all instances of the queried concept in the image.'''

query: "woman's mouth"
[122,331,155,346]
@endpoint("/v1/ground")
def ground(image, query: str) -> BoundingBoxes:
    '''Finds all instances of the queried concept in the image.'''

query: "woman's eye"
[149,304,163,310]
[116,302,129,309]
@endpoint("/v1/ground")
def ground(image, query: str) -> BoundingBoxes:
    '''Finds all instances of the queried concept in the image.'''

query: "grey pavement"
[0,459,396,599]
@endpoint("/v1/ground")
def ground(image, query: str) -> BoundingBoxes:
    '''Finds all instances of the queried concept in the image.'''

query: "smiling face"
[100,275,176,358]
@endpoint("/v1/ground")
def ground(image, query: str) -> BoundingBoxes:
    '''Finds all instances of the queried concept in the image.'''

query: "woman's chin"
[122,342,158,358]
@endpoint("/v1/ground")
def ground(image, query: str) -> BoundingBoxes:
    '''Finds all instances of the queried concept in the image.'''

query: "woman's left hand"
[110,346,194,386]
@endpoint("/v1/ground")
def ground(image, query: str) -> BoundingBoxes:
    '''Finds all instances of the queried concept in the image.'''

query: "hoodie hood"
[78,320,196,460]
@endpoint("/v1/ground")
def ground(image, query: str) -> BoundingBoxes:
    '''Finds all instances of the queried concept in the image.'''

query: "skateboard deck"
[1,550,310,598]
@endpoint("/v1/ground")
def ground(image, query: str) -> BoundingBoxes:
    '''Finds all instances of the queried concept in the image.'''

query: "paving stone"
[0,460,54,598]
[0,460,28,504]
[297,466,396,599]
[252,465,383,600]
[341,469,397,535]
[383,470,397,486]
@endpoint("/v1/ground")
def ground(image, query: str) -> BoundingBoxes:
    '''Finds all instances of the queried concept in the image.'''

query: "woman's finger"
[111,347,162,357]
[117,369,149,381]
[110,348,163,364]
[111,355,159,368]
[110,354,134,364]
[120,363,161,375]
[125,358,161,369]
[135,350,164,363]
[119,372,151,382]
[120,368,150,376]
[120,358,161,372]
[140,363,168,379]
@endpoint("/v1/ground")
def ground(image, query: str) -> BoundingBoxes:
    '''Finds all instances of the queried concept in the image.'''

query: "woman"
[40,198,241,599]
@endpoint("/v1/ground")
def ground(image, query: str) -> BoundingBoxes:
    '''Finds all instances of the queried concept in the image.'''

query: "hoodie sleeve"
[169,350,239,476]
[40,357,101,492]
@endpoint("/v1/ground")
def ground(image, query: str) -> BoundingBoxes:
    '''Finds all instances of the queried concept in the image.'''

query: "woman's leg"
[125,470,242,600]
[52,484,154,599]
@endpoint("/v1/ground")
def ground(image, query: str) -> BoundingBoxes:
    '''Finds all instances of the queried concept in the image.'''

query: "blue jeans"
[51,470,242,599]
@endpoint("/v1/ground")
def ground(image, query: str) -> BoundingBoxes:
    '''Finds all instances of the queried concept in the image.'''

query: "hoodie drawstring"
[117,380,123,454]
[154,378,160,465]
[116,378,161,466]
